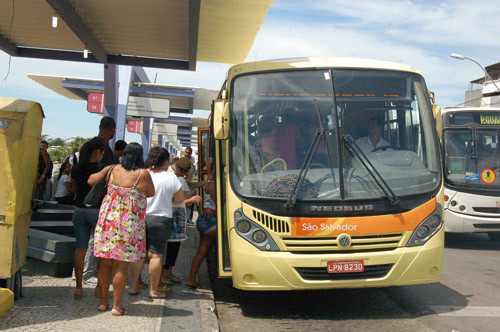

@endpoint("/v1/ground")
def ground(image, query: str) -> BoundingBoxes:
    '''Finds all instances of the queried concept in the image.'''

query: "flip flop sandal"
[157,284,171,292]
[97,304,109,311]
[166,276,181,283]
[111,307,129,316]
[138,282,148,289]
[185,283,204,290]
[161,278,173,285]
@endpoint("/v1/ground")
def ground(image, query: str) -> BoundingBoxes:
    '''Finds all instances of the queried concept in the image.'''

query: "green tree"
[70,137,88,152]
[48,146,71,163]
[48,137,65,146]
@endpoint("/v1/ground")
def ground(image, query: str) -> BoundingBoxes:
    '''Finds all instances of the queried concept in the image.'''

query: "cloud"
[246,0,500,107]
[311,0,500,46]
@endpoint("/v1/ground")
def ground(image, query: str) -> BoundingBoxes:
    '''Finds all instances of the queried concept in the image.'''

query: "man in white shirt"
[355,117,390,153]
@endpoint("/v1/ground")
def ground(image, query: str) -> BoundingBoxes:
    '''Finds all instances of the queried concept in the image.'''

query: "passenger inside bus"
[354,117,390,153]
[252,114,285,172]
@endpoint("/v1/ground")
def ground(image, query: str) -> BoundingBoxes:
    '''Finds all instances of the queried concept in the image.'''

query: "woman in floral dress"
[88,143,155,316]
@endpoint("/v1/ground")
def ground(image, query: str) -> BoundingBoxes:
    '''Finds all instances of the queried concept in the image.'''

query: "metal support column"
[115,66,133,144]
[142,117,154,161]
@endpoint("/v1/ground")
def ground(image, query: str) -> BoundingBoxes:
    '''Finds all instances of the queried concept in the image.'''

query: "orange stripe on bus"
[291,198,436,236]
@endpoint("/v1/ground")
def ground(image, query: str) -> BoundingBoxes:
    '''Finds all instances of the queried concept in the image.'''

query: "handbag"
[83,164,116,208]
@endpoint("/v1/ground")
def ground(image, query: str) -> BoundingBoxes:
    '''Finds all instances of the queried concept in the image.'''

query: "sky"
[1,0,499,142]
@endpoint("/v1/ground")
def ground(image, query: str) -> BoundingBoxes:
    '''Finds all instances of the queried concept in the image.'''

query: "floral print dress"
[94,169,147,262]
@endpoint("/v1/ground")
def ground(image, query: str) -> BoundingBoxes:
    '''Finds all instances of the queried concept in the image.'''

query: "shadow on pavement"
[445,232,500,250]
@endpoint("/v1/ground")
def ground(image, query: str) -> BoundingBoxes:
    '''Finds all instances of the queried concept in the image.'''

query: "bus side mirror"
[213,99,229,140]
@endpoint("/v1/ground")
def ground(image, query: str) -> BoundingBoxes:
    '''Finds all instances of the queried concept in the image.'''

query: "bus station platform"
[0,212,219,332]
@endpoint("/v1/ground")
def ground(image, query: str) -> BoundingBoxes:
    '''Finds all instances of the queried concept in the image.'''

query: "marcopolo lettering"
[310,205,374,212]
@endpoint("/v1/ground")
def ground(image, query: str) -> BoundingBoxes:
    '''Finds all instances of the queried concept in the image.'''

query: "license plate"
[327,260,364,273]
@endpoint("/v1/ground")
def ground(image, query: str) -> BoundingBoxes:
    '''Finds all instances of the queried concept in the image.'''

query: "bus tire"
[6,270,22,300]
[487,232,500,241]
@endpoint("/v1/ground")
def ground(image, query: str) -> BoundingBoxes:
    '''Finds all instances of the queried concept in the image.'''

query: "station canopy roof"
[28,74,212,134]
[28,74,218,114]
[0,0,274,70]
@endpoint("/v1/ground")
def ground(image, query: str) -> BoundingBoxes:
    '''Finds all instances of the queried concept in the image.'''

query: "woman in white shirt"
[128,146,185,299]
[55,161,75,204]
[162,157,201,284]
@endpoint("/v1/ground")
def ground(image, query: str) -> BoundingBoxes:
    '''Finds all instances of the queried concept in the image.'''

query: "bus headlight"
[233,209,279,251]
[407,203,443,247]
[427,215,441,228]
[416,225,430,239]
[236,219,251,233]
[252,230,266,243]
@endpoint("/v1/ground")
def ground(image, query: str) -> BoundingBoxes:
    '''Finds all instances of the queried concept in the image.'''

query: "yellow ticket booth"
[0,97,44,317]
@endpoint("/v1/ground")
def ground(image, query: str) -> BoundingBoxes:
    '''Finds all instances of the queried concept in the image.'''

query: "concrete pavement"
[0,222,219,332]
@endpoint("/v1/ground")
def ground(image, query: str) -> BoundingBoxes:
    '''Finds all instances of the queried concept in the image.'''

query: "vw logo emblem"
[337,234,352,248]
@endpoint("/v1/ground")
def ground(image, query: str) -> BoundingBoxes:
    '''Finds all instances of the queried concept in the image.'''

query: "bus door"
[198,125,232,277]
[197,126,210,195]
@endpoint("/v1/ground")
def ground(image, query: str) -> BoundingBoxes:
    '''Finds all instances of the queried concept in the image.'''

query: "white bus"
[442,106,500,240]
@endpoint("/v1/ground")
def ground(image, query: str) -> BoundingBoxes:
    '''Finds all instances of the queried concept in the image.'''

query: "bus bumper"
[229,228,444,291]
[445,209,500,233]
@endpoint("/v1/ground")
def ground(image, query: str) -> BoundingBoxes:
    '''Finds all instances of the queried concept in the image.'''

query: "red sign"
[327,260,364,273]
[127,120,142,133]
[87,93,104,114]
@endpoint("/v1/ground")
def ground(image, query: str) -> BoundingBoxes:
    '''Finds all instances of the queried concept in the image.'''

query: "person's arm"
[142,170,155,198]
[88,165,112,186]
[186,180,207,189]
[64,179,76,195]
[37,149,51,184]
[184,195,201,205]
[172,187,186,204]
[205,181,216,203]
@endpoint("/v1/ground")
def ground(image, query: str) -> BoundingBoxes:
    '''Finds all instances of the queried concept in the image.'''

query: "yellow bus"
[201,57,443,290]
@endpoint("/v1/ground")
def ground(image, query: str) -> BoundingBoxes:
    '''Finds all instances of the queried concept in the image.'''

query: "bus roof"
[228,57,423,78]
[442,106,500,114]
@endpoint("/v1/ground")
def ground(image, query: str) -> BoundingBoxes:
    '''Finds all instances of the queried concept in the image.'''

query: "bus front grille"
[296,264,393,280]
[252,210,290,233]
[473,207,500,214]
[281,233,404,253]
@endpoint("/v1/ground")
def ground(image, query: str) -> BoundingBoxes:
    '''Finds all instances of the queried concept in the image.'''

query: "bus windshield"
[229,69,440,202]
[444,128,500,189]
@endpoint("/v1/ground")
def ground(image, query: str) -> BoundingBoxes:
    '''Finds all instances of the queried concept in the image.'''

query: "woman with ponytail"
[70,136,107,300]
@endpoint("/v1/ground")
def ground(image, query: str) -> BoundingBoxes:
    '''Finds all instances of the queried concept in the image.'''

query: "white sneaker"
[84,277,98,285]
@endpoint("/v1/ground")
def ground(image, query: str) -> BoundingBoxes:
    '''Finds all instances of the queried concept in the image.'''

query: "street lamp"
[450,53,500,92]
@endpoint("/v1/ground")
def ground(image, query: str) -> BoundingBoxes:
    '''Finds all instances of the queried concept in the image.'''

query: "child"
[55,161,75,204]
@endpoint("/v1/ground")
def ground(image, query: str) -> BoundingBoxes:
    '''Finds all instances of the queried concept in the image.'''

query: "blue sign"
[465,171,479,182]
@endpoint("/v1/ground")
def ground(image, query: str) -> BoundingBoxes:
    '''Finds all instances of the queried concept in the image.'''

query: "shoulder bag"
[83,164,116,208]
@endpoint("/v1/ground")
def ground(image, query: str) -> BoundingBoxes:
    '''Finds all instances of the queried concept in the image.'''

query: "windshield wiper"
[343,134,400,206]
[285,128,323,209]
[285,100,334,209]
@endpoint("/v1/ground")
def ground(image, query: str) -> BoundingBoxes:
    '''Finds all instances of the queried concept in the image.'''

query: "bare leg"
[128,259,145,294]
[186,231,216,286]
[73,248,87,297]
[148,252,163,296]
[97,258,113,308]
[112,261,130,311]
